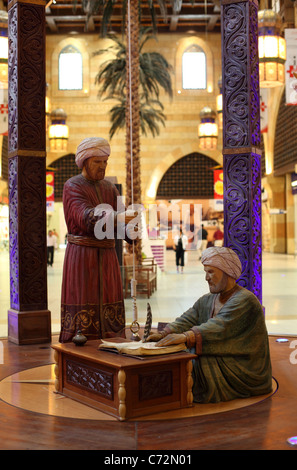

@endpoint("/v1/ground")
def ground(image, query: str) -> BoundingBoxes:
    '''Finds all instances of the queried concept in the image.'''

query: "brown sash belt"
[67,234,115,248]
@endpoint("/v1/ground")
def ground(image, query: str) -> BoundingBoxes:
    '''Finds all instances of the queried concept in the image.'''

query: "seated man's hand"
[157,333,186,347]
[146,332,164,342]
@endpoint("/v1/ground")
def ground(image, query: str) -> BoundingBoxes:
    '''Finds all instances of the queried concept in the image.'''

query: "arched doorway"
[152,152,224,250]
[49,153,79,202]
[156,152,219,199]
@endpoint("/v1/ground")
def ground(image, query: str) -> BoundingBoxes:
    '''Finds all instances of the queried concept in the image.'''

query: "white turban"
[75,137,111,169]
[201,246,242,280]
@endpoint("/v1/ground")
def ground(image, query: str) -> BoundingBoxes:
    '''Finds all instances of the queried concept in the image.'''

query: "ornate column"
[221,0,262,303]
[7,0,51,343]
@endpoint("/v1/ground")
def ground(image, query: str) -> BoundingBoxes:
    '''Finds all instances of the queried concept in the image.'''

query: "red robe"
[59,174,126,343]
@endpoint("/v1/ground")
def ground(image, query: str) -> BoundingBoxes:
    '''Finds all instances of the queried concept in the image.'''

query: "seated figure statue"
[147,246,272,403]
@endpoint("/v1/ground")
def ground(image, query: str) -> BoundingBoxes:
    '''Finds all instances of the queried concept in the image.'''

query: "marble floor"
[0,247,297,338]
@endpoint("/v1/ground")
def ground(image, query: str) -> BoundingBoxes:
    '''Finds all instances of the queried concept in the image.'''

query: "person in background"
[47,230,55,267]
[52,229,59,248]
[213,224,224,247]
[173,228,188,273]
[197,224,208,260]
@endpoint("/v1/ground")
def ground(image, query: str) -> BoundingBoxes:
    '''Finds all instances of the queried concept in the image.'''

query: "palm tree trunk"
[125,0,142,264]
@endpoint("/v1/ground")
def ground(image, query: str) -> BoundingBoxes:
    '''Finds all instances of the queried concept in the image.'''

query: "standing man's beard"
[85,161,105,181]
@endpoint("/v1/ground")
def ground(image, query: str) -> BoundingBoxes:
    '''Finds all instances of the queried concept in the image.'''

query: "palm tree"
[83,0,179,262]
[93,29,173,139]
[94,25,173,262]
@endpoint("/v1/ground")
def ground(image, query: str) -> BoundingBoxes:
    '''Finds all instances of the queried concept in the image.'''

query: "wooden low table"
[52,339,196,421]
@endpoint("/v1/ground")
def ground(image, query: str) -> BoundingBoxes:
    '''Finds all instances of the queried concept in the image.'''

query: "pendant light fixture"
[48,108,69,152]
[258,9,286,88]
[198,107,218,150]
[216,77,223,129]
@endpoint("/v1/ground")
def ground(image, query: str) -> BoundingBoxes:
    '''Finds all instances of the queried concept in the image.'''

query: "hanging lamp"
[45,83,51,131]
[216,77,223,129]
[258,9,286,88]
[198,107,218,150]
[48,108,69,151]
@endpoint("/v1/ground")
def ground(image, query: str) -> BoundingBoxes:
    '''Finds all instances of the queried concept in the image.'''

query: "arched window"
[182,46,206,90]
[52,38,90,98]
[58,45,83,91]
[175,36,214,97]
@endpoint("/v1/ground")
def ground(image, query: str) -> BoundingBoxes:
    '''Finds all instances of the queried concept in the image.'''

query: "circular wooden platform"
[0,364,278,421]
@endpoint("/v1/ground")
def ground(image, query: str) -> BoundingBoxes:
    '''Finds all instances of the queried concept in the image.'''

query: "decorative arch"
[274,88,297,173]
[261,84,284,176]
[156,152,219,199]
[48,153,79,201]
[144,143,222,201]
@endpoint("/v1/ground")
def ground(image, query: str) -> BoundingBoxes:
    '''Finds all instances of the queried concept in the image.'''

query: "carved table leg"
[118,369,126,421]
[186,359,193,406]
[53,350,60,393]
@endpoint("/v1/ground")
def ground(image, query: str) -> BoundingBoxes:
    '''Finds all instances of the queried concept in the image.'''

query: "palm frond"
[109,102,126,139]
[140,99,166,137]
[93,20,172,141]
[100,0,114,36]
[107,96,166,139]
[94,31,173,101]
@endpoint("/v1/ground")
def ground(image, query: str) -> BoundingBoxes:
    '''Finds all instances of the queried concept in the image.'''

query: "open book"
[98,340,187,357]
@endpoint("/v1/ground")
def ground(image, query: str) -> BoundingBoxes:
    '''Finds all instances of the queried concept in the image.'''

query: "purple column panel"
[221,0,262,303]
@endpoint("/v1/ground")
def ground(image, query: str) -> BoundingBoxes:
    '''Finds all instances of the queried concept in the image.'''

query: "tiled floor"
[1,248,297,338]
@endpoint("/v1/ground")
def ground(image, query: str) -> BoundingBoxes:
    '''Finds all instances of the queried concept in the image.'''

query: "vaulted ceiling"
[44,0,221,36]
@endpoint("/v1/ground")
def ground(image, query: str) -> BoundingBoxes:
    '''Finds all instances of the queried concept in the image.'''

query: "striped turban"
[75,137,111,169]
[201,246,242,280]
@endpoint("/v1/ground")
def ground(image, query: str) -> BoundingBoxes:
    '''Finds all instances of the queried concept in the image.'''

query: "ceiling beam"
[46,16,58,33]
[207,14,220,31]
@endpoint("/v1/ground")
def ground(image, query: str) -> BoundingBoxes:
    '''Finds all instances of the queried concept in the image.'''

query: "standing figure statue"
[59,137,132,343]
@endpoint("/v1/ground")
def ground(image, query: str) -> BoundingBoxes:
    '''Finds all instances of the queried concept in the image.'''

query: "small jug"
[72,329,87,346]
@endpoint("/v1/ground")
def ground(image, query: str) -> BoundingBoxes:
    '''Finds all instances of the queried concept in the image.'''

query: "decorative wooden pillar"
[7,0,51,343]
[221,0,262,303]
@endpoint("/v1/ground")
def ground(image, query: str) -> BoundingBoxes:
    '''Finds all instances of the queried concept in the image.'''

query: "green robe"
[165,286,272,403]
